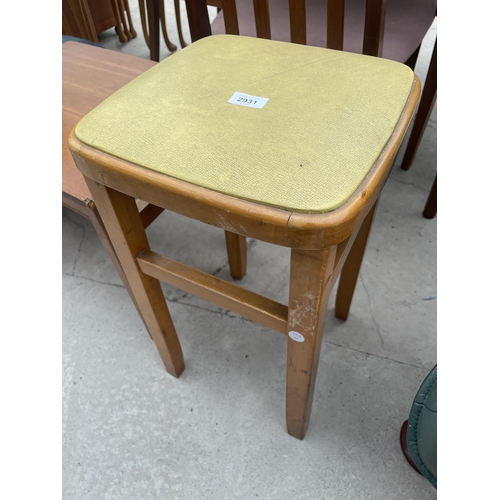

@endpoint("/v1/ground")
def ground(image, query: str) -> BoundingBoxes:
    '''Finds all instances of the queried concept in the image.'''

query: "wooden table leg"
[224,231,247,280]
[335,201,378,321]
[85,177,184,377]
[286,246,337,439]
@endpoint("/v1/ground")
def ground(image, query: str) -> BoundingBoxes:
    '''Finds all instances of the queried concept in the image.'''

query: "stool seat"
[75,35,414,214]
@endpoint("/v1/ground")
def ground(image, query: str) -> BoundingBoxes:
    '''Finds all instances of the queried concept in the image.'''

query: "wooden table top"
[62,42,156,205]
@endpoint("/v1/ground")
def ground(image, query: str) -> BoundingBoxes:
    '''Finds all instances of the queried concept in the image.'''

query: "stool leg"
[224,231,247,280]
[87,201,152,340]
[286,247,337,439]
[85,177,184,377]
[335,201,378,321]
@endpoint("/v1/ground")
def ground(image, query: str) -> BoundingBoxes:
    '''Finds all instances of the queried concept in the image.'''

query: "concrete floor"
[62,3,437,499]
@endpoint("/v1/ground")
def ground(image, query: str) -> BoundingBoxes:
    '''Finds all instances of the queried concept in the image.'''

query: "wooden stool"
[69,35,420,439]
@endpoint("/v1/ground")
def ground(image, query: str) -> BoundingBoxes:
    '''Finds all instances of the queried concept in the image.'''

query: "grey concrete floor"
[63,3,437,499]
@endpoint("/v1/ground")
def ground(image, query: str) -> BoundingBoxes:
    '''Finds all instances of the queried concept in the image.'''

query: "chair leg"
[110,0,128,43]
[122,0,138,38]
[146,0,161,61]
[404,43,421,71]
[159,0,178,52]
[174,0,188,48]
[138,0,150,47]
[422,175,437,219]
[286,247,337,439]
[401,39,437,171]
[335,202,378,321]
[84,177,184,377]
[116,0,133,40]
[224,231,247,280]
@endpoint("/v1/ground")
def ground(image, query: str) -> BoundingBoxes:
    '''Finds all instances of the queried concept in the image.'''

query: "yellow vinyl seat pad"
[75,35,415,213]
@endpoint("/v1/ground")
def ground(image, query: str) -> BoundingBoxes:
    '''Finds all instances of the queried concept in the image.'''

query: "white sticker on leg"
[288,331,305,342]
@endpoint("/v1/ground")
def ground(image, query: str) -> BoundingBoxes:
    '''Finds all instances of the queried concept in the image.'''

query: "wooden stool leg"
[335,202,378,321]
[286,247,337,439]
[422,175,437,219]
[85,177,184,377]
[87,202,152,340]
[224,231,247,280]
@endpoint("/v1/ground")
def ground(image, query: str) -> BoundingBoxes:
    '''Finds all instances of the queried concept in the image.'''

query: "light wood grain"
[67,39,422,439]
[286,247,337,439]
[224,231,247,280]
[137,250,288,334]
[84,178,185,377]
[335,200,378,320]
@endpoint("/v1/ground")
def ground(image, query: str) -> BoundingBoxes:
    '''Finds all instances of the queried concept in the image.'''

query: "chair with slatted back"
[68,0,421,439]
[189,0,436,66]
